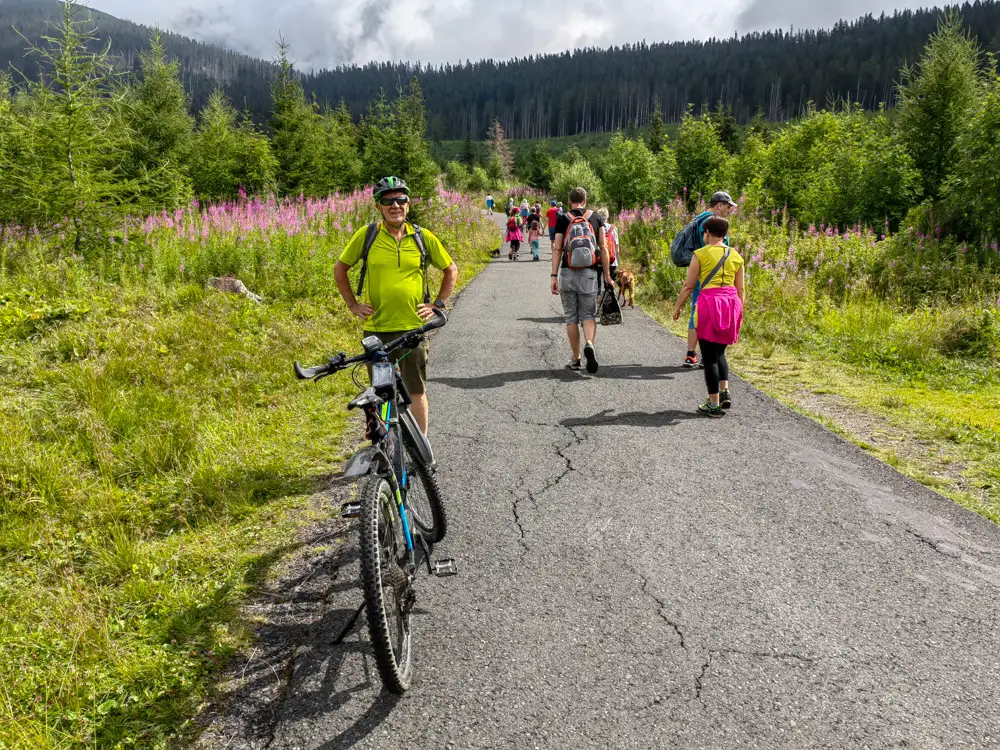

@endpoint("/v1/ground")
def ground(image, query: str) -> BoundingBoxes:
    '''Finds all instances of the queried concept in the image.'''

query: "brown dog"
[618,270,636,308]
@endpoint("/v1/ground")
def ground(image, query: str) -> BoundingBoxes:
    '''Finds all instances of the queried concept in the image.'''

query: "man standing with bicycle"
[334,177,458,435]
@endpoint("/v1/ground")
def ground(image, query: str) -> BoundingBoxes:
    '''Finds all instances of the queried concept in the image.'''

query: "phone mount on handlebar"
[362,335,384,354]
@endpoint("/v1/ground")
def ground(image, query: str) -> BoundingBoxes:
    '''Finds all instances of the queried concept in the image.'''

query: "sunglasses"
[378,196,409,206]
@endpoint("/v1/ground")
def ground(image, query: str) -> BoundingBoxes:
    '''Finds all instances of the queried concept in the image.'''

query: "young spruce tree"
[896,12,983,201]
[269,42,326,197]
[189,90,277,200]
[122,32,195,210]
[3,1,133,252]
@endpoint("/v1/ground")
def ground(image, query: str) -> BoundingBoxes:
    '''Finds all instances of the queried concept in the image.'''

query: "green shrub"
[940,307,1000,358]
[550,156,603,206]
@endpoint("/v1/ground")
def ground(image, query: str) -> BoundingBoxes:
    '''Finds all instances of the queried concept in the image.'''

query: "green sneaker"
[720,390,732,410]
[698,401,724,418]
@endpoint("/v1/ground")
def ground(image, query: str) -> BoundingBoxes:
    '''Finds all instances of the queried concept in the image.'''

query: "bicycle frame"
[353,353,436,573]
[293,308,447,576]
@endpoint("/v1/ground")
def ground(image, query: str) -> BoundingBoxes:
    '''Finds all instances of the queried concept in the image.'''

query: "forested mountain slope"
[2,0,999,138]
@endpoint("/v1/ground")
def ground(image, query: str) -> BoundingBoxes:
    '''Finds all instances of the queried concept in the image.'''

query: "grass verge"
[643,299,1000,525]
[0,194,499,749]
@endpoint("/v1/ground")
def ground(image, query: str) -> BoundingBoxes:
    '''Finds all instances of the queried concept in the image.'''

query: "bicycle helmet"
[373,176,409,199]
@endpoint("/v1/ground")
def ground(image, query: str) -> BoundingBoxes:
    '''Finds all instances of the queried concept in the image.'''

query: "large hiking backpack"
[670,212,711,267]
[605,223,618,265]
[355,222,431,305]
[563,210,599,269]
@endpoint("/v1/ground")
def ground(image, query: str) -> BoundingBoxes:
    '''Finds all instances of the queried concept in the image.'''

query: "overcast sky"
[91,0,935,70]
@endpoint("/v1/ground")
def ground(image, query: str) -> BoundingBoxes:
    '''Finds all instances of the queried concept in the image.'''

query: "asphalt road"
[201,212,1000,749]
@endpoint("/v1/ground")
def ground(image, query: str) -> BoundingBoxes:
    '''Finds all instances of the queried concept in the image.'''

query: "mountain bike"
[294,309,454,693]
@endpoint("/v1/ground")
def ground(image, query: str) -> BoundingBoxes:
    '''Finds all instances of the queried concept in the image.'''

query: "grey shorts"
[559,268,599,325]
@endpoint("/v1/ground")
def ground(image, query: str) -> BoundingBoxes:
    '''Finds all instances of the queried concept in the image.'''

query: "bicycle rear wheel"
[359,473,413,693]
[403,439,448,543]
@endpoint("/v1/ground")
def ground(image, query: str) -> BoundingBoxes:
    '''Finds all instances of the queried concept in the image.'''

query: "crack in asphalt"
[632,568,688,651]
[694,648,819,708]
[906,528,960,558]
[694,655,712,706]
[494,316,592,556]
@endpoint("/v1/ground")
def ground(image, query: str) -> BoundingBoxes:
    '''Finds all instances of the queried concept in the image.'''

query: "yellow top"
[340,222,452,332]
[695,244,744,289]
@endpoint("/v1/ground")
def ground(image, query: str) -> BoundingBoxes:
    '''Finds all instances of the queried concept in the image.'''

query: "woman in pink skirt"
[505,206,524,260]
[672,216,745,417]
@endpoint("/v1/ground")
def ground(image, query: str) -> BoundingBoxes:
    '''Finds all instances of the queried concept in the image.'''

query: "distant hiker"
[506,207,524,260]
[486,194,495,215]
[520,199,530,224]
[672,216,745,417]
[506,197,515,213]
[334,176,458,434]
[546,200,560,244]
[551,187,612,373]
[596,208,620,284]
[527,211,542,261]
[670,191,738,368]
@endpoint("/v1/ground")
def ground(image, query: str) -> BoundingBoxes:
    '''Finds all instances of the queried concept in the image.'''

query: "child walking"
[672,216,745,417]
[506,207,524,260]
[527,216,541,260]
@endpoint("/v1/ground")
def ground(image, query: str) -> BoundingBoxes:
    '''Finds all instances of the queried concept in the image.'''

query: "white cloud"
[90,0,932,69]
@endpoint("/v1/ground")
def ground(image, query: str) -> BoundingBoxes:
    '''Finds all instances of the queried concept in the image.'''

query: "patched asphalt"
[200,212,1000,749]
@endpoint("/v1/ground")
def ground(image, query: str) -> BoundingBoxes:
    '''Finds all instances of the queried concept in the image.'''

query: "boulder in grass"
[207,276,263,304]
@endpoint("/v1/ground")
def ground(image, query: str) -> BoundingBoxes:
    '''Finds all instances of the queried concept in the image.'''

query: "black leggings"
[510,240,520,252]
[699,340,729,395]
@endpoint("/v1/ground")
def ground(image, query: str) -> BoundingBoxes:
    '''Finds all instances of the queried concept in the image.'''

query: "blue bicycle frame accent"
[381,399,415,551]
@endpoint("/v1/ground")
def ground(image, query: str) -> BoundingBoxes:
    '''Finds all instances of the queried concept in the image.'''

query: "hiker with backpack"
[527,205,543,261]
[672,216,745,417]
[333,177,458,435]
[669,191,738,368]
[551,187,613,373]
[546,200,560,244]
[506,207,524,260]
[596,208,620,283]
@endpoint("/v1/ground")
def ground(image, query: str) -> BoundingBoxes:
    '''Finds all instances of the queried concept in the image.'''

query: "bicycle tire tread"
[359,474,412,693]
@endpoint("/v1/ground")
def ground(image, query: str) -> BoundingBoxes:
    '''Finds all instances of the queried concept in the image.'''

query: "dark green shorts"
[363,330,429,396]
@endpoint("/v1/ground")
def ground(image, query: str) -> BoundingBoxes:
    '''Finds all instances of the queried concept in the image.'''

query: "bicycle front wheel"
[359,474,413,693]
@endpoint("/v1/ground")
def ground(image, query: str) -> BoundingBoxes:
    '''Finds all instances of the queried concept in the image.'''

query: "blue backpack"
[670,212,712,267]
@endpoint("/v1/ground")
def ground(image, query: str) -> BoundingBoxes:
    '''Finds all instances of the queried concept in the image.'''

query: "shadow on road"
[194,490,409,750]
[517,316,565,324]
[432,364,686,390]
[316,690,401,749]
[561,407,701,428]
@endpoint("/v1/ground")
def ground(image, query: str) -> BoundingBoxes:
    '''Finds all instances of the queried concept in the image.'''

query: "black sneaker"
[567,359,582,371]
[697,401,724,418]
[583,343,598,374]
[720,390,732,410]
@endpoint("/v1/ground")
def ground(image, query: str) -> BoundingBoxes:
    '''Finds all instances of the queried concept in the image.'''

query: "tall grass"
[616,198,1000,372]
[0,189,497,748]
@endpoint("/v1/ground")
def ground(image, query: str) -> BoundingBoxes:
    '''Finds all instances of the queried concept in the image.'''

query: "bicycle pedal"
[432,558,458,577]
[340,501,361,519]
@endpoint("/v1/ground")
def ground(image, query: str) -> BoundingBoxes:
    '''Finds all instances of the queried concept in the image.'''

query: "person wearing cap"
[545,200,560,245]
[680,191,738,368]
[334,176,459,434]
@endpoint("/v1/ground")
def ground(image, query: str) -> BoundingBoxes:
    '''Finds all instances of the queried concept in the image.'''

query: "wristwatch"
[433,297,447,309]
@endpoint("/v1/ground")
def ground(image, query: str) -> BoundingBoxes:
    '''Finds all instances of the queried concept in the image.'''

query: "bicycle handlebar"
[293,308,448,381]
